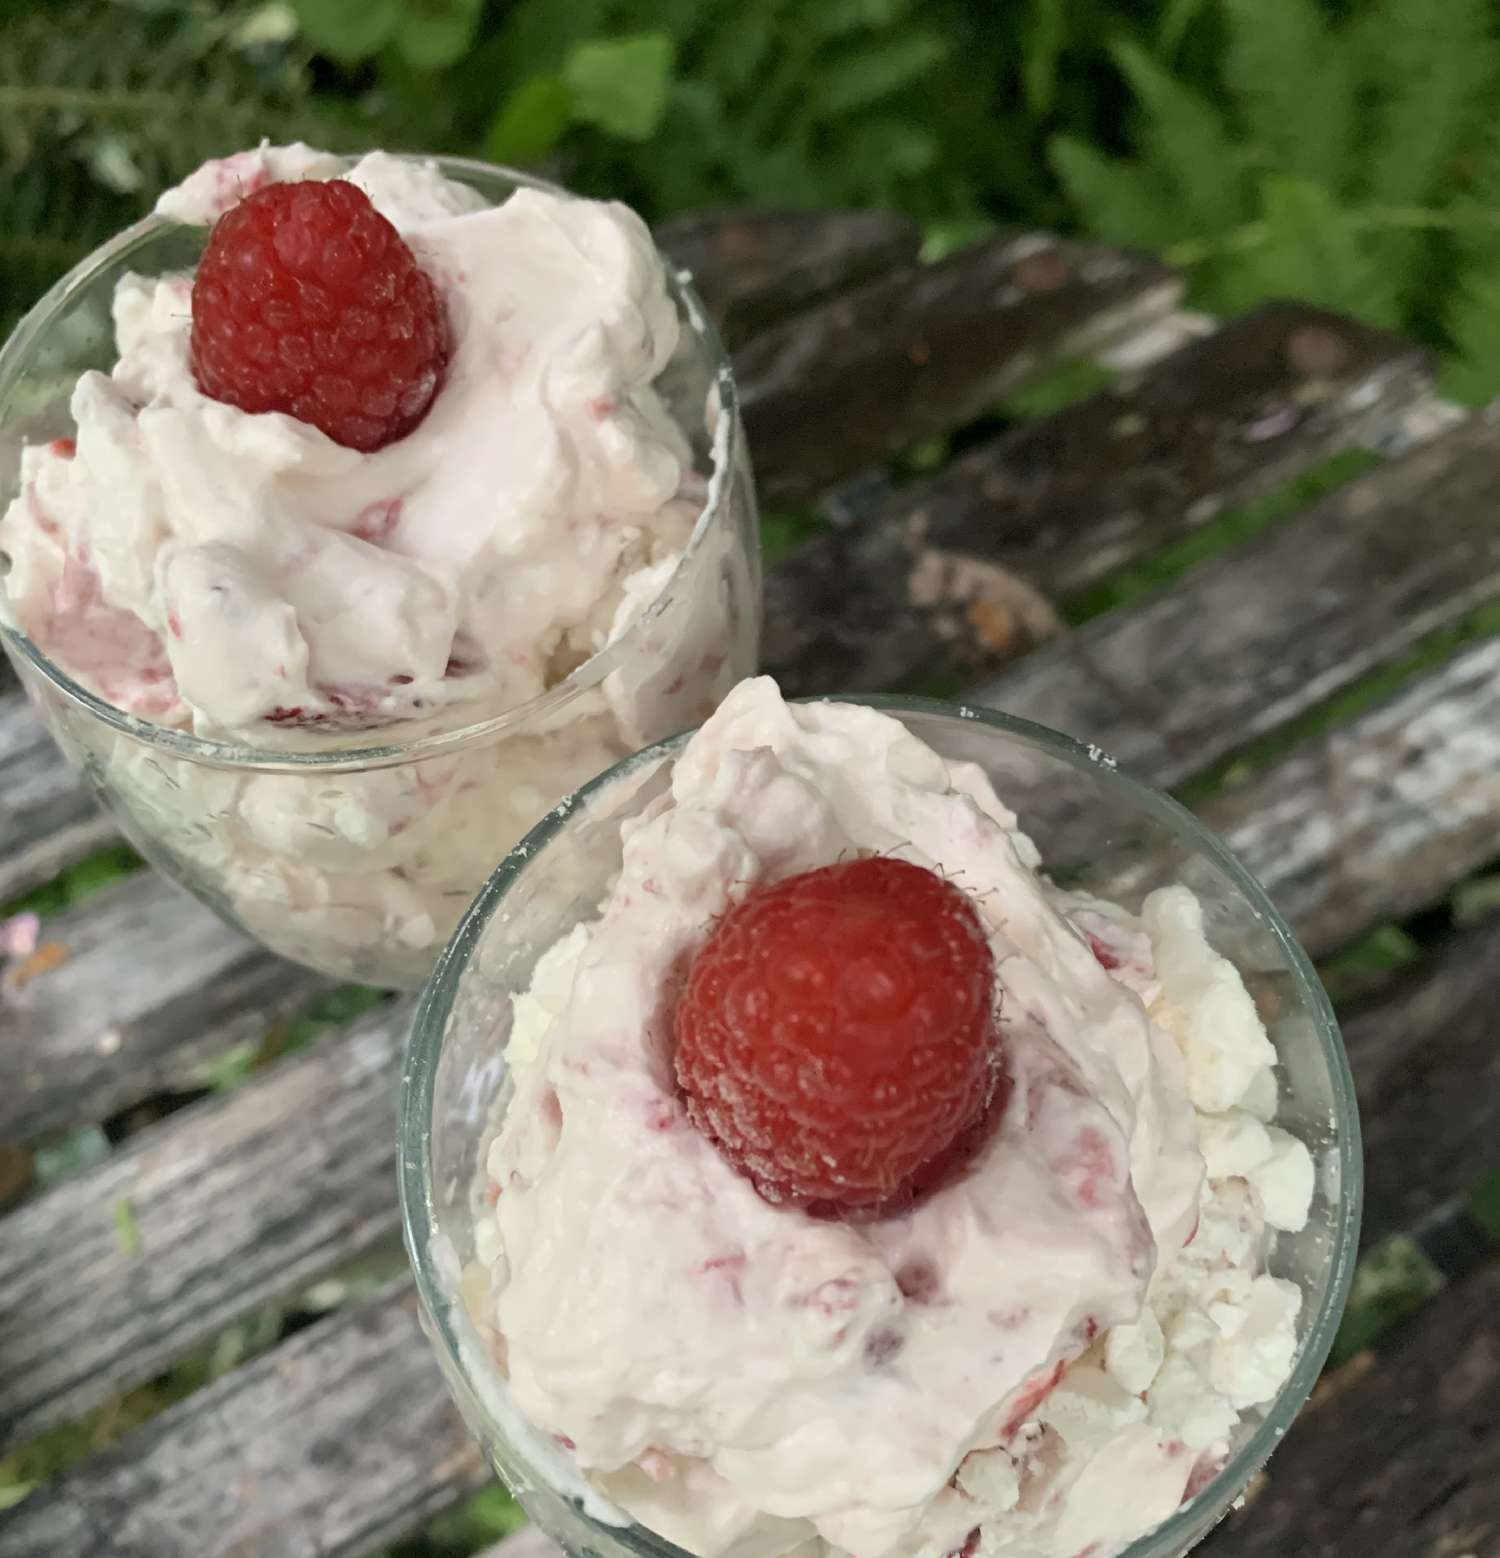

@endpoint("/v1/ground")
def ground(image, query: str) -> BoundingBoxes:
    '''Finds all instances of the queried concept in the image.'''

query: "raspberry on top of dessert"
[674,854,1002,1215]
[190,176,449,453]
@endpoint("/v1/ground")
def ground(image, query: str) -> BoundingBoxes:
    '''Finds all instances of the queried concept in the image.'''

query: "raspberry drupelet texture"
[673,856,1001,1214]
[191,179,448,452]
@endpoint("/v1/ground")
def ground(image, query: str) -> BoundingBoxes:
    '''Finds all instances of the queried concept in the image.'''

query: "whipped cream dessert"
[0,144,754,981]
[464,679,1317,1558]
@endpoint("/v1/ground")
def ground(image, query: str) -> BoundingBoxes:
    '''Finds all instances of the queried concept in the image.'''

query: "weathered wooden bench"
[1,207,1497,1558]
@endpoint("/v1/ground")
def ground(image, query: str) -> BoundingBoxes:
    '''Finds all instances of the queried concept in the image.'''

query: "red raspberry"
[673,857,1001,1215]
[190,179,448,452]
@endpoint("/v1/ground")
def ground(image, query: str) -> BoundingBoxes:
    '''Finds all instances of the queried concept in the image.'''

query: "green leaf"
[114,1197,142,1256]
[1158,0,1213,56]
[898,435,952,475]
[1450,119,1500,271]
[1452,871,1500,927]
[281,983,390,1054]
[1470,1168,1500,1242]
[920,214,999,262]
[291,0,399,63]
[394,0,482,72]
[33,1125,110,1187]
[1070,447,1378,630]
[845,116,939,178]
[493,0,610,81]
[644,80,732,205]
[1317,922,1420,1003]
[1000,358,1114,421]
[1245,173,1399,325]
[811,30,948,120]
[1328,1235,1444,1367]
[1361,0,1496,207]
[303,982,388,1025]
[485,75,574,163]
[1222,0,1354,194]
[1441,261,1500,404]
[1022,0,1066,117]
[562,32,675,140]
[608,0,707,35]
[0,3,342,336]
[1326,923,1420,977]
[199,1041,263,1094]
[231,4,300,50]
[734,139,824,205]
[1048,134,1178,251]
[1110,37,1248,235]
[410,1484,530,1551]
[759,510,825,567]
[698,0,776,95]
[3,842,142,919]
[804,0,915,38]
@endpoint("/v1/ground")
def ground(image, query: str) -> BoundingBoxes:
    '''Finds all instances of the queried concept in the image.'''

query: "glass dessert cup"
[0,155,760,990]
[399,696,1363,1558]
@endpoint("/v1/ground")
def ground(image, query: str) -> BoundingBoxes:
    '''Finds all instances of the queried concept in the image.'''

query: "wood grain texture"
[765,303,1434,694]
[738,233,1181,506]
[655,208,921,347]
[0,871,332,1142]
[0,692,113,904]
[0,1001,408,1451]
[1199,636,1500,959]
[923,302,1433,598]
[973,409,1500,790]
[1342,912,1500,1248]
[1200,1253,1500,1558]
[0,1279,487,1558]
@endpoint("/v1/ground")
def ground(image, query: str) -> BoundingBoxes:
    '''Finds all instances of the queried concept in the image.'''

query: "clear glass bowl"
[399,696,1363,1558]
[0,155,760,989]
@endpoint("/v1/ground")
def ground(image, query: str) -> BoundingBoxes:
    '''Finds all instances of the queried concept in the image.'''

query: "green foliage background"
[5,0,1500,401]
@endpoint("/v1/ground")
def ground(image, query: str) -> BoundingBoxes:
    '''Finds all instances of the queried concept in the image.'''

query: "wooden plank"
[0,871,332,1142]
[0,1279,488,1558]
[923,302,1433,598]
[655,208,922,348]
[0,1001,409,1452]
[738,232,1181,506]
[1200,1252,1500,1558]
[6,639,1497,1448]
[0,693,113,904]
[974,410,1500,790]
[1342,911,1500,1249]
[765,303,1434,695]
[1198,636,1500,959]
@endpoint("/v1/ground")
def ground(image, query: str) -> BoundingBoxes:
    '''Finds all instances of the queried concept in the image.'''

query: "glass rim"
[398,691,1364,1558]
[0,151,742,775]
